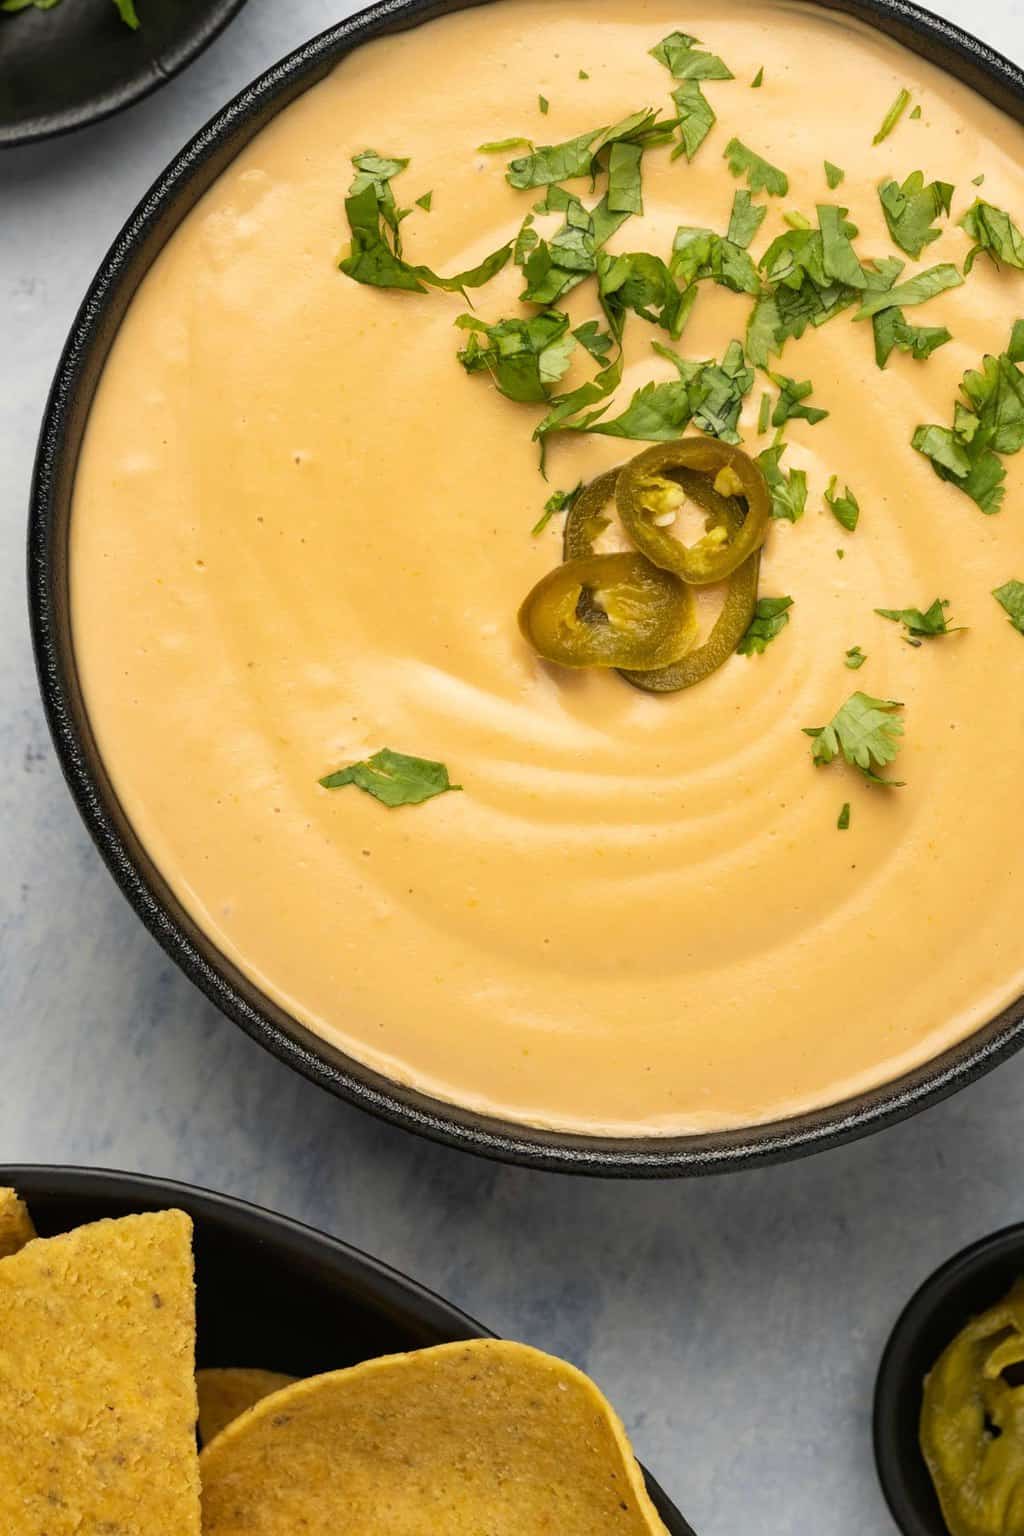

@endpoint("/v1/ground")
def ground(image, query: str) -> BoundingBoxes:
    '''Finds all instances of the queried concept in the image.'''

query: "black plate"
[0,0,248,148]
[0,1165,694,1533]
[27,0,1024,1176]
[874,1223,1024,1534]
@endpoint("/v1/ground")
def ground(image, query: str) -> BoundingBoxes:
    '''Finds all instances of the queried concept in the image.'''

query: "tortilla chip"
[0,1209,201,1534]
[197,1367,297,1445]
[0,1187,35,1258]
[201,1338,669,1534]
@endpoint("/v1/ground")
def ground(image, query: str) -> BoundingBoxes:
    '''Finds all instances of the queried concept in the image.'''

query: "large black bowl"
[27,0,1024,1177]
[0,1165,695,1533]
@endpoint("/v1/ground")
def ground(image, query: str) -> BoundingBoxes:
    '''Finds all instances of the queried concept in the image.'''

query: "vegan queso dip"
[71,0,1024,1135]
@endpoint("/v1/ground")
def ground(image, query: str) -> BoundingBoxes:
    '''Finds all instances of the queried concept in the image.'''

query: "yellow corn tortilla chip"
[0,1187,35,1257]
[201,1338,670,1534]
[197,1367,297,1445]
[0,1209,201,1535]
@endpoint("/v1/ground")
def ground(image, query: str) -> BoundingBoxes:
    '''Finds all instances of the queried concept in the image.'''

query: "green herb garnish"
[875,598,961,642]
[912,321,1024,513]
[872,307,951,369]
[837,802,851,830]
[670,81,716,161]
[724,137,789,196]
[456,310,576,402]
[416,191,433,212]
[726,188,767,249]
[598,252,692,341]
[873,87,911,145]
[737,595,793,655]
[770,373,829,427]
[532,482,583,535]
[757,391,772,435]
[804,693,905,784]
[670,225,759,294]
[824,161,845,189]
[757,442,807,521]
[650,30,733,80]
[579,69,589,80]
[505,108,672,189]
[855,263,963,319]
[960,199,1024,272]
[993,580,1024,633]
[320,748,461,807]
[878,172,953,259]
[845,646,867,669]
[751,66,764,88]
[539,94,549,114]
[478,137,534,153]
[825,476,860,531]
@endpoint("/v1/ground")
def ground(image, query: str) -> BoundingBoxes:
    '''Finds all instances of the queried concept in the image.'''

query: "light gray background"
[2,1,1023,1530]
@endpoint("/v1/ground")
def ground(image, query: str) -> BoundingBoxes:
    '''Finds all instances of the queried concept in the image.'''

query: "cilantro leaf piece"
[878,172,953,259]
[320,748,461,807]
[416,191,433,212]
[478,137,534,153]
[349,150,412,252]
[607,140,644,214]
[803,692,905,783]
[960,199,1024,272]
[837,802,851,830]
[340,178,511,294]
[875,598,961,642]
[737,595,793,655]
[872,306,951,369]
[724,137,789,196]
[818,204,868,288]
[873,88,911,145]
[910,105,922,120]
[825,476,860,531]
[532,481,583,535]
[533,352,625,459]
[573,319,616,363]
[726,189,767,250]
[670,226,760,295]
[598,251,692,341]
[659,340,753,442]
[456,310,575,403]
[855,263,963,319]
[912,322,1024,513]
[751,67,764,88]
[757,391,772,434]
[993,580,1024,633]
[519,190,629,305]
[579,69,589,80]
[650,30,733,80]
[845,646,867,669]
[505,108,670,189]
[769,373,829,427]
[756,442,807,521]
[824,161,845,190]
[670,81,716,161]
[538,94,549,114]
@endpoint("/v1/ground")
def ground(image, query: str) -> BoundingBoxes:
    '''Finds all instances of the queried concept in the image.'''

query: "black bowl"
[874,1224,1024,1535]
[0,0,249,149]
[27,0,1024,1177]
[0,1164,695,1533]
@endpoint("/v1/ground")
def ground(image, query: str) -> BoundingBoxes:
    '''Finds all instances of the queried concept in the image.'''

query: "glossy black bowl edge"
[0,1164,694,1534]
[0,0,252,150]
[27,0,1024,1179]
[873,1223,1024,1535]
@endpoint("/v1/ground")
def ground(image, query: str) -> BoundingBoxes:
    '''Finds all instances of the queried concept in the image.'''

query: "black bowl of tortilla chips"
[0,1165,695,1533]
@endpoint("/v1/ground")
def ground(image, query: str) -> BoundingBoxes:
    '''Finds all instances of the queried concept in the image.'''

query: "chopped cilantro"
[818,204,868,288]
[737,595,793,655]
[875,598,961,642]
[751,66,764,88]
[837,802,851,830]
[478,137,534,153]
[607,141,644,214]
[910,105,922,120]
[912,321,1024,513]
[416,191,433,212]
[757,442,807,521]
[670,81,717,162]
[598,252,692,341]
[770,372,829,427]
[724,137,789,196]
[579,69,589,80]
[670,225,759,295]
[825,476,860,531]
[824,160,845,189]
[873,87,911,145]
[532,482,583,535]
[538,94,549,114]
[972,173,985,187]
[845,646,867,669]
[650,30,733,80]
[878,172,953,259]
[757,391,772,434]
[872,306,951,369]
[726,188,767,249]
[993,580,1024,633]
[519,188,629,305]
[505,108,672,189]
[836,549,846,560]
[960,199,1024,272]
[804,693,905,784]
[456,310,576,403]
[320,748,461,807]
[573,319,616,362]
[855,262,963,319]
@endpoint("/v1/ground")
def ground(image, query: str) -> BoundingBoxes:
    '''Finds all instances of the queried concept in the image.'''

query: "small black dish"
[0,1165,695,1534]
[874,1223,1024,1535]
[0,0,248,148]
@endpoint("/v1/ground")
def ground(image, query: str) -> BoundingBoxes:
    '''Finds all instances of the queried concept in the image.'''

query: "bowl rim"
[0,0,252,150]
[873,1221,1024,1535]
[27,0,1024,1178]
[0,1162,694,1533]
